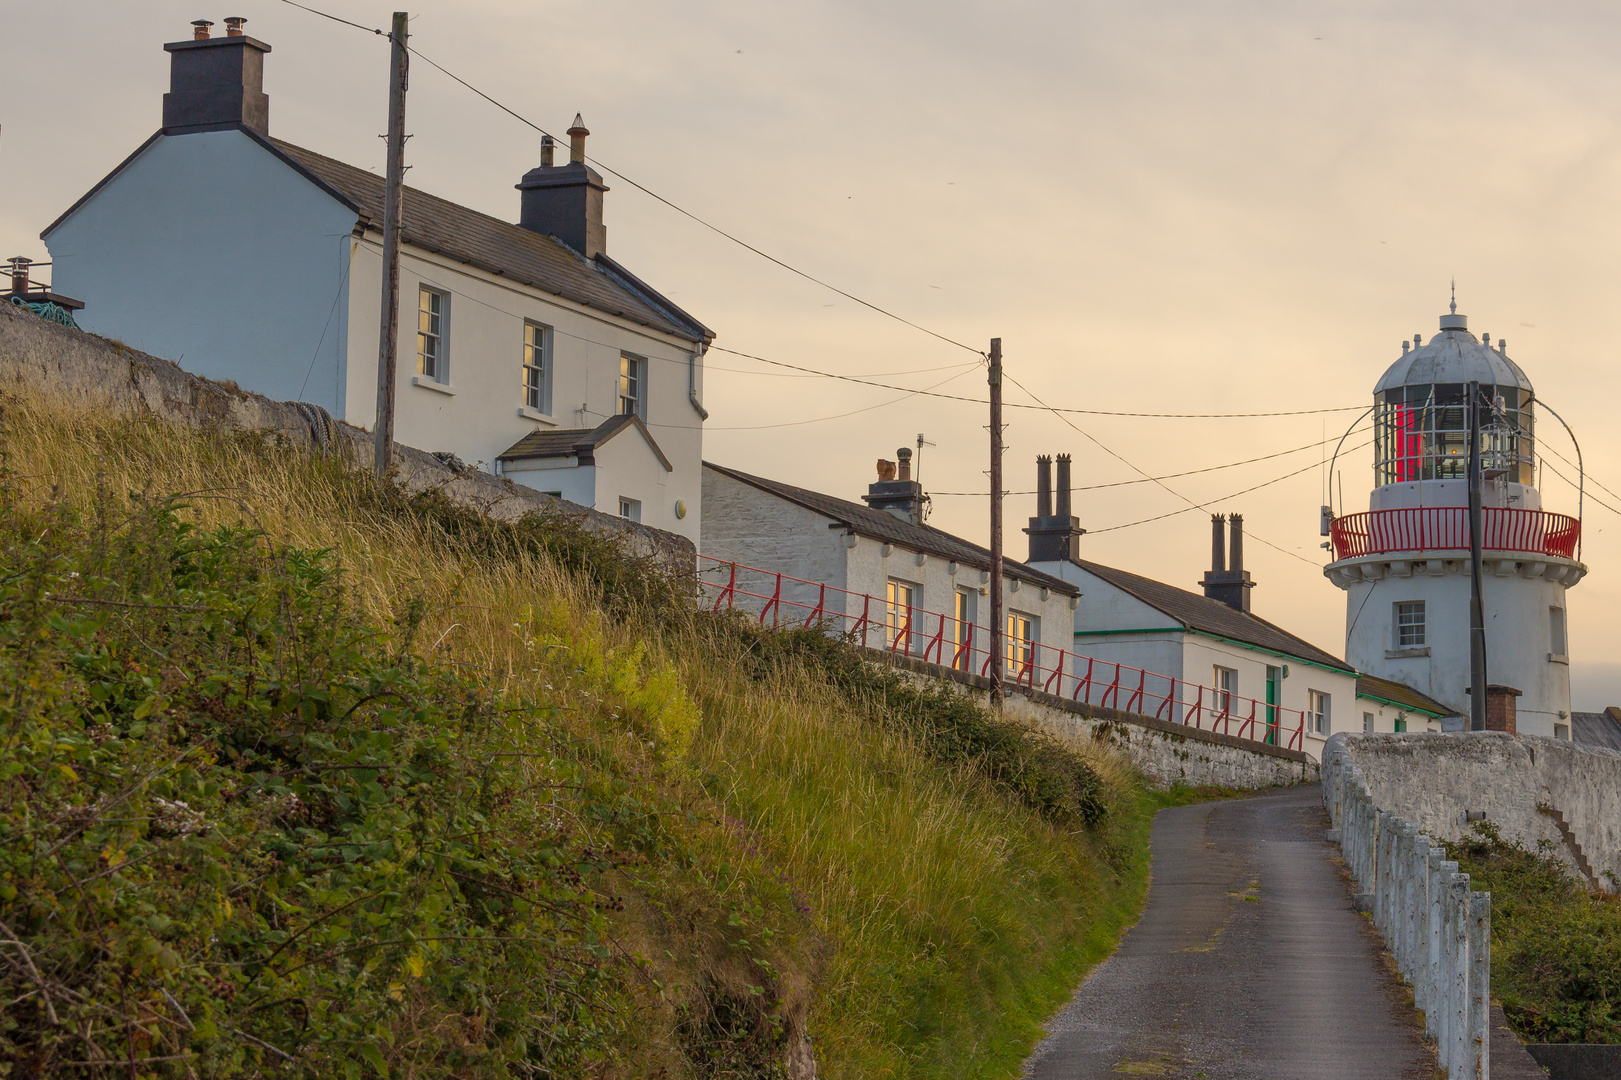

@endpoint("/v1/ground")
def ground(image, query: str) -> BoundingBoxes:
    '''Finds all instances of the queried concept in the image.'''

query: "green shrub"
[1450,824,1621,1044]
[0,483,655,1075]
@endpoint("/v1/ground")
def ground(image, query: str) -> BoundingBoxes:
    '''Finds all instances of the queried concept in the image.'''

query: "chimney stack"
[516,113,608,258]
[863,446,928,525]
[1200,513,1255,613]
[1484,685,1521,734]
[1024,452,1085,563]
[163,18,271,135]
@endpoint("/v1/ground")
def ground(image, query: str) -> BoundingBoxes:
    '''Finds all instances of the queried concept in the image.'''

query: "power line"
[275,0,387,36]
[1089,439,1375,536]
[1002,369,1322,565]
[927,429,1372,496]
[710,346,1364,418]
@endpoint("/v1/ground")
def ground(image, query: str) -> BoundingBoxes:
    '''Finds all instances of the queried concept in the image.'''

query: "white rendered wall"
[1343,567,1572,736]
[500,457,596,508]
[1370,477,1542,512]
[343,241,706,543]
[700,469,1073,662]
[45,130,358,413]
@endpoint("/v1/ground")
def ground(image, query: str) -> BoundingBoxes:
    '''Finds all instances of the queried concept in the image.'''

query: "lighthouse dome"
[1374,311,1533,396]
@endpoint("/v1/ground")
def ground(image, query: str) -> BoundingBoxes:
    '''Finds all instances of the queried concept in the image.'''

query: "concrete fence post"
[1436,860,1458,1064]
[1414,836,1434,1013]
[1400,825,1418,976]
[1449,873,1472,1075]
[1469,891,1491,1080]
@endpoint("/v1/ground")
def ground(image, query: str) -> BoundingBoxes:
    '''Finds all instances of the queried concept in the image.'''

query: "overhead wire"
[927,428,1372,496]
[1002,369,1323,565]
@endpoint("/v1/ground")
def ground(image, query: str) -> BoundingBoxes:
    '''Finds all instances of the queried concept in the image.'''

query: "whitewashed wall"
[344,241,705,542]
[45,130,358,413]
[1343,567,1572,737]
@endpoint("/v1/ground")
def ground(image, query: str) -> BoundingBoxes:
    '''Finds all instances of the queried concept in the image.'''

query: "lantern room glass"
[1372,383,1533,486]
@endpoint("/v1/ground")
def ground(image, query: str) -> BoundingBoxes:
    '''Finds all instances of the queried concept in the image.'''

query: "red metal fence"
[1329,507,1580,561]
[698,555,1308,752]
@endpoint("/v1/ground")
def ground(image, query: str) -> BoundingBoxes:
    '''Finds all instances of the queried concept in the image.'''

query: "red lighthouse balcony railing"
[1329,508,1580,562]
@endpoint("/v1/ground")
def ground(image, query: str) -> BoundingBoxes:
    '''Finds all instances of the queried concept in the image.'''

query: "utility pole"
[988,338,1004,708]
[1467,379,1488,731]
[372,11,409,475]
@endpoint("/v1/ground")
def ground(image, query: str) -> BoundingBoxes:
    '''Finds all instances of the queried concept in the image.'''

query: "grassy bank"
[1450,826,1621,1044]
[0,386,1177,1077]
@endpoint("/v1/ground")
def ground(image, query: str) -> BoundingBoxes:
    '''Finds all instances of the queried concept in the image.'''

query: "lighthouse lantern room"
[1325,300,1585,738]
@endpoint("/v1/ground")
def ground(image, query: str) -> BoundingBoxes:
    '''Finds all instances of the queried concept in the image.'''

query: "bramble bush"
[0,475,665,1076]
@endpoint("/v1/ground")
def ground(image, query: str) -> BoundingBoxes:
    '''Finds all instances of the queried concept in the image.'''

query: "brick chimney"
[1025,453,1084,562]
[1485,685,1521,734]
[516,114,608,258]
[863,447,928,525]
[1200,514,1255,613]
[162,17,271,135]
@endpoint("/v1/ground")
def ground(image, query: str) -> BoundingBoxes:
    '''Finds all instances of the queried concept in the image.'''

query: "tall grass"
[1,385,1165,1078]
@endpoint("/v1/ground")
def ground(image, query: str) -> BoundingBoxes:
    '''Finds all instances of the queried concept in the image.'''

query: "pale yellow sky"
[5,0,1621,704]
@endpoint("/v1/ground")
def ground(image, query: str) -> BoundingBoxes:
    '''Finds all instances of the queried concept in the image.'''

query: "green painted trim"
[1354,691,1447,719]
[1071,627,1185,637]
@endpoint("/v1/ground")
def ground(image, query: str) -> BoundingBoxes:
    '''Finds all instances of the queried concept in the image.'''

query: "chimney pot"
[192,19,214,39]
[8,256,31,295]
[225,16,246,36]
[1210,514,1226,572]
[540,135,554,168]
[1036,454,1053,518]
[1229,513,1245,574]
[567,113,589,164]
[876,458,896,482]
[1055,453,1072,519]
[896,446,912,481]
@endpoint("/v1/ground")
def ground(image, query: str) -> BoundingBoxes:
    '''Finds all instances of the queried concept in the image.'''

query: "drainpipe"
[688,343,710,420]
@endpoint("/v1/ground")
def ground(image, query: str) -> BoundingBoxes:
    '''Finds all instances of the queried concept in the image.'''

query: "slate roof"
[41,124,711,345]
[1571,709,1621,752]
[1355,673,1453,718]
[1068,558,1356,672]
[499,413,671,471]
[267,136,711,343]
[704,462,1078,595]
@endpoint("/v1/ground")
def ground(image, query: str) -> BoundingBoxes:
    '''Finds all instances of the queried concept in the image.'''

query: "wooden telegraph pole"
[373,12,409,474]
[1467,379,1488,730]
[988,338,1004,708]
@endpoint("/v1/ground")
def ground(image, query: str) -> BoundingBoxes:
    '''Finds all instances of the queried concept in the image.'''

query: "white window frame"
[1308,690,1331,735]
[1213,666,1237,713]
[1395,601,1426,648]
[618,353,646,419]
[1363,711,1375,733]
[523,321,552,415]
[617,497,641,522]
[417,286,448,382]
[1005,611,1036,678]
[886,579,918,652]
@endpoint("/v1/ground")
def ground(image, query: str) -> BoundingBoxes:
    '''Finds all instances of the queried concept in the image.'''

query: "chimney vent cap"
[191,19,214,38]
[567,113,589,136]
[225,16,246,35]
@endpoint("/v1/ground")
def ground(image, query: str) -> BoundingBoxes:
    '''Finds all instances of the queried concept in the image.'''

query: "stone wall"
[1323,731,1620,890]
[0,303,695,572]
[880,652,1318,790]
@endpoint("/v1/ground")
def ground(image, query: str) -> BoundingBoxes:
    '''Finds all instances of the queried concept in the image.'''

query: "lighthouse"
[1325,300,1585,739]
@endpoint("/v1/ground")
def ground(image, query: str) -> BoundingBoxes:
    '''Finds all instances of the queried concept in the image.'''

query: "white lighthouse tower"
[1325,299,1586,738]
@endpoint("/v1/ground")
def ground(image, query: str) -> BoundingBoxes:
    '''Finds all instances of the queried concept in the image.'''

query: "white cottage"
[1020,455,1452,760]
[41,20,712,542]
[701,450,1079,676]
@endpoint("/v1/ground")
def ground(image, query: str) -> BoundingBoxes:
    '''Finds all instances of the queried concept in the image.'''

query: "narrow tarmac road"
[1024,784,1437,1080]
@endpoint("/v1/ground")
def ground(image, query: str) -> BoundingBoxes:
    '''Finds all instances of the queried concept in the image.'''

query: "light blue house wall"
[44,129,359,414]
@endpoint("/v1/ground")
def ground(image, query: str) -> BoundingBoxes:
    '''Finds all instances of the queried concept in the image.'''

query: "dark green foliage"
[0,478,657,1076]
[1450,824,1621,1044]
[716,623,1110,827]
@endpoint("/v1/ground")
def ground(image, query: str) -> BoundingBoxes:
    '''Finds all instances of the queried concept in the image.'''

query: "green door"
[1265,666,1280,745]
